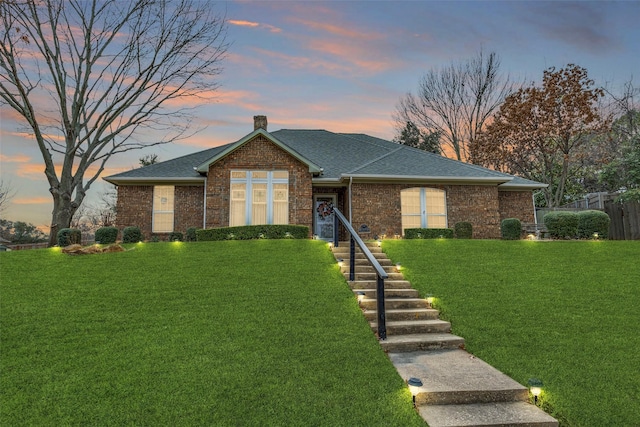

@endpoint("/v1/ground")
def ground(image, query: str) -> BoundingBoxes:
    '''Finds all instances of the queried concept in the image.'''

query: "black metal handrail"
[332,207,388,340]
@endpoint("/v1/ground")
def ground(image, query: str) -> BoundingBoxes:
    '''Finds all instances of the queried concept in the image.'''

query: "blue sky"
[1,0,639,230]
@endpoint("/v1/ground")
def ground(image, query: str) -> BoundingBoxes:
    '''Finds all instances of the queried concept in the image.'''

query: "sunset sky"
[1,0,639,230]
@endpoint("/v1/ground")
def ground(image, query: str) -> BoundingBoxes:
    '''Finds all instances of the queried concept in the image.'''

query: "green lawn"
[0,241,425,426]
[383,239,640,426]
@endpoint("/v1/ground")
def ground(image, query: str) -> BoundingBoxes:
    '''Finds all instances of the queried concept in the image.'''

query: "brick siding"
[205,135,314,232]
[116,184,204,239]
[498,191,536,224]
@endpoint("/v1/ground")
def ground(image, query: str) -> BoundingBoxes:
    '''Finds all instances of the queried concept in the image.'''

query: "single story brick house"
[104,116,545,240]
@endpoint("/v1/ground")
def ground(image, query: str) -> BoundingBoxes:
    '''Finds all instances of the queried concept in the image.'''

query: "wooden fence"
[604,201,640,240]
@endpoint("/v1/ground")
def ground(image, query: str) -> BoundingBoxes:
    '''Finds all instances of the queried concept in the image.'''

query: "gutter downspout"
[203,177,207,229]
[349,176,353,224]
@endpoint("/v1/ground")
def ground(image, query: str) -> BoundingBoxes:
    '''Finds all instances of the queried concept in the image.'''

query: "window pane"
[402,215,422,233]
[231,171,246,179]
[273,171,288,179]
[153,186,174,232]
[273,184,288,202]
[401,188,421,215]
[252,171,267,179]
[230,183,246,227]
[252,184,267,224]
[426,188,446,215]
[427,215,447,228]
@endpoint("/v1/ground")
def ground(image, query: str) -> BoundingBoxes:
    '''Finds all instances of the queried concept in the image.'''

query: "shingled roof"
[104,128,544,190]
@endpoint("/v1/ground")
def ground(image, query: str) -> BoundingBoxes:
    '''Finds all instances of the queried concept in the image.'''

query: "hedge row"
[543,210,610,239]
[196,225,309,241]
[404,228,454,239]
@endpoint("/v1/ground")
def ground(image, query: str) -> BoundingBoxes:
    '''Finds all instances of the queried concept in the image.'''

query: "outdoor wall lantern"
[426,294,434,308]
[337,258,344,268]
[407,377,423,406]
[527,378,543,405]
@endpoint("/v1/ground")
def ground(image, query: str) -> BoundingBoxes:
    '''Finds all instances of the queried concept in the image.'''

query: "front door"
[314,195,337,241]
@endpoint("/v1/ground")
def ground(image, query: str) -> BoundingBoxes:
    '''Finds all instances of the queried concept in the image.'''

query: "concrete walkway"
[333,242,558,427]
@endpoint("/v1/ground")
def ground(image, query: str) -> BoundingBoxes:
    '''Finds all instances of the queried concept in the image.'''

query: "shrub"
[169,232,184,242]
[57,228,82,246]
[186,227,198,242]
[543,211,579,239]
[500,218,521,240]
[122,226,143,243]
[454,222,473,239]
[577,210,610,239]
[404,228,454,239]
[196,225,309,241]
[95,226,118,244]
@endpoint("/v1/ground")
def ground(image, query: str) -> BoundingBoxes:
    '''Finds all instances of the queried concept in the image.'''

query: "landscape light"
[527,234,536,241]
[593,232,599,239]
[528,378,543,405]
[337,258,344,268]
[356,291,366,303]
[407,377,423,406]
[328,241,334,249]
[376,239,382,247]
[396,263,402,272]
[426,294,434,307]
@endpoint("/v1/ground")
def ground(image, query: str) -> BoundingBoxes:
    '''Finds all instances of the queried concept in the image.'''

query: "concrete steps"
[332,241,557,427]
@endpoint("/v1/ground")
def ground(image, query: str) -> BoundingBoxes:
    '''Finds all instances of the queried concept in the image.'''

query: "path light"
[426,294,434,308]
[337,258,344,268]
[527,234,536,241]
[528,378,543,405]
[396,263,402,272]
[328,241,334,249]
[407,377,423,406]
[376,239,382,247]
[593,232,599,240]
[356,291,366,303]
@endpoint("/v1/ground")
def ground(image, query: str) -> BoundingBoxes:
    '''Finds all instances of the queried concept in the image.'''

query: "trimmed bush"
[122,226,143,243]
[454,222,473,239]
[186,227,198,242]
[544,211,579,239]
[404,228,454,239]
[500,218,521,240]
[196,225,309,241]
[57,228,82,246]
[577,210,610,239]
[169,232,184,242]
[95,226,118,244]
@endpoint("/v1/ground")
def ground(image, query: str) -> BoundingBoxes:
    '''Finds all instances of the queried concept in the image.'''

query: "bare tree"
[0,0,228,245]
[0,180,15,216]
[395,50,514,162]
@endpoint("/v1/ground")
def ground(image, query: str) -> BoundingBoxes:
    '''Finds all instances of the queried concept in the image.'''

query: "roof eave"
[103,176,205,185]
[498,182,549,190]
[341,174,513,185]
[195,128,323,174]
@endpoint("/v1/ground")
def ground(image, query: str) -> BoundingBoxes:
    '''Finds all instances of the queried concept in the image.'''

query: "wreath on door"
[317,201,334,220]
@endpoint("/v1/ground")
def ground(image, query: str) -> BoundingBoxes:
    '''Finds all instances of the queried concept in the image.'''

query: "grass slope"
[1,241,425,426]
[383,239,640,426]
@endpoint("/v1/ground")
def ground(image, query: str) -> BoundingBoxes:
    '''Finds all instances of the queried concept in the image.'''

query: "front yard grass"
[1,241,425,426]
[383,239,640,426]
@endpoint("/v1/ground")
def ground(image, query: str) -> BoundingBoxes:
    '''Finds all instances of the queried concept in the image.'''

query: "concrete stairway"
[332,242,558,427]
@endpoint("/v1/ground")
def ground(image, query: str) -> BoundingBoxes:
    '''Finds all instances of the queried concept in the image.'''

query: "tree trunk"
[47,189,78,247]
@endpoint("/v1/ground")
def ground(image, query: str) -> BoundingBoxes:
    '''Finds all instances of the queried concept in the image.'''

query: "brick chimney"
[254,115,268,131]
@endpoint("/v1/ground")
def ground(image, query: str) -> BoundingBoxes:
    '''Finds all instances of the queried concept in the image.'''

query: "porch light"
[426,294,434,307]
[337,258,344,268]
[527,378,543,405]
[407,377,423,406]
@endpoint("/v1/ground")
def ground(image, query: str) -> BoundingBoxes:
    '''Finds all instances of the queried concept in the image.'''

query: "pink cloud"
[13,196,50,205]
[0,153,31,163]
[229,19,282,33]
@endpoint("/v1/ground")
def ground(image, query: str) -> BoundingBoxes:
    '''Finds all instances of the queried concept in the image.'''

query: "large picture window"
[230,171,289,226]
[401,188,447,233]
[153,186,175,232]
